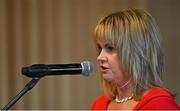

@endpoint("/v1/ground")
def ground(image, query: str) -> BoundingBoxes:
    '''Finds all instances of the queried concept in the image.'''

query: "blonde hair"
[94,9,164,100]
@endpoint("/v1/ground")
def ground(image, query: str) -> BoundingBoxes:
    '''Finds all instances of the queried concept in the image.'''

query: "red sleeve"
[133,87,180,110]
[91,95,109,110]
[137,96,180,110]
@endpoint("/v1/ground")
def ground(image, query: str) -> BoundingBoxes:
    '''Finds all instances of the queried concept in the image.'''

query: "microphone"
[22,61,94,78]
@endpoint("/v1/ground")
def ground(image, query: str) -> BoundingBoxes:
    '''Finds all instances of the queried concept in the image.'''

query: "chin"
[103,76,114,82]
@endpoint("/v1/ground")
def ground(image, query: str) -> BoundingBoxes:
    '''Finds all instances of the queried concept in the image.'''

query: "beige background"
[0,0,180,110]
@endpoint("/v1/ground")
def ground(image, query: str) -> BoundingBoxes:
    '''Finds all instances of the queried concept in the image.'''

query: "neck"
[116,79,134,99]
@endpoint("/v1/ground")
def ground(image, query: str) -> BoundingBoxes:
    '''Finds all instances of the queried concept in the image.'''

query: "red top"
[91,87,180,110]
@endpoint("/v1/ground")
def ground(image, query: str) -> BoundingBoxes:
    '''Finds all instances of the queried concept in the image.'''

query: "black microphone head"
[81,61,94,76]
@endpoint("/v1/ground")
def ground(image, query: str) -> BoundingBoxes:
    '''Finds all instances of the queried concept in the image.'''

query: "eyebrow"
[96,41,114,47]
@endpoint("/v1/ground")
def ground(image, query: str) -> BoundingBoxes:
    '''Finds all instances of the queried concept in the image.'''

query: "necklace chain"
[115,95,133,103]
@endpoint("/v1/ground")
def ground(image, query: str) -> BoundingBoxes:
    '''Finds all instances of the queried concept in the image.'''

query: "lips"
[99,65,109,74]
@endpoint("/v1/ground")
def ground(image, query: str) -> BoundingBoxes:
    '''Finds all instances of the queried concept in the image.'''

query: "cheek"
[109,56,123,72]
[109,58,125,77]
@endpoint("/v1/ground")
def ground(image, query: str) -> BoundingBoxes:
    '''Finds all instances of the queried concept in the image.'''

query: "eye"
[97,45,102,53]
[105,45,115,52]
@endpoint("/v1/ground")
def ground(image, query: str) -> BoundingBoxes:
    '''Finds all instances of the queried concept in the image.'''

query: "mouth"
[99,65,109,74]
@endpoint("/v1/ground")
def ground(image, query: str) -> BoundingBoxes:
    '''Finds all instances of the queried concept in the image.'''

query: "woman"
[91,9,180,110]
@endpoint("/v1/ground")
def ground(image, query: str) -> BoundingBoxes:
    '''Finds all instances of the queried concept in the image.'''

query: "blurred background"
[0,0,180,110]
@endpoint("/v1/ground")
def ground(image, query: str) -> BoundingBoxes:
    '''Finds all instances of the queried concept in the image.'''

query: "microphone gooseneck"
[2,61,94,110]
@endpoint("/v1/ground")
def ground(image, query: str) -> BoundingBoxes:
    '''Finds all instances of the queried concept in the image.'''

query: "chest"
[107,100,138,110]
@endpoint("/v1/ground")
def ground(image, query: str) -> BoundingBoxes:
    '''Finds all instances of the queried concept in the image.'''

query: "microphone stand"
[2,77,41,110]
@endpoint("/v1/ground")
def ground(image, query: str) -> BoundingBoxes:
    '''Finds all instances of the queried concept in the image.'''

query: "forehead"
[96,39,112,46]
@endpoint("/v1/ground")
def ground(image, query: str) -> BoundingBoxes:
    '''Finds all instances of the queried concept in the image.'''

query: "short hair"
[94,9,164,100]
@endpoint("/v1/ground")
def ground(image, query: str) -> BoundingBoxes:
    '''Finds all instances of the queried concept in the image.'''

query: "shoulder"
[133,87,180,110]
[91,95,110,110]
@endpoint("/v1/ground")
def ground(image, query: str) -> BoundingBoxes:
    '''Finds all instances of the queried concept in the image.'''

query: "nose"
[97,49,107,63]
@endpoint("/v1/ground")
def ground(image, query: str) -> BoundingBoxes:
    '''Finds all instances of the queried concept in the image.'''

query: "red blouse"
[91,87,180,110]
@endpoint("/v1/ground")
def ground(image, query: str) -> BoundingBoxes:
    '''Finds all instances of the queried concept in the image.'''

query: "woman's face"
[96,39,129,86]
